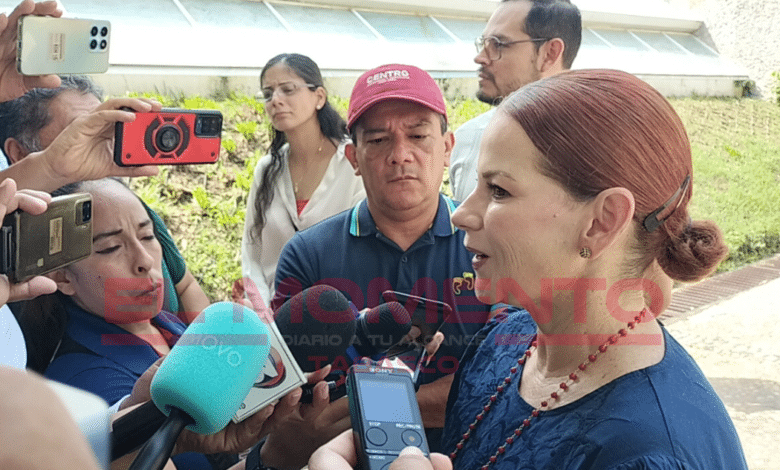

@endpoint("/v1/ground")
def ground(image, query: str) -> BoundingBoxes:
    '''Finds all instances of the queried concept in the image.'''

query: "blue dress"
[442,310,748,470]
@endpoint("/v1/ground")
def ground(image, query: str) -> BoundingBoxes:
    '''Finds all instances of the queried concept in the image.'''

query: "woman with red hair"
[309,69,747,470]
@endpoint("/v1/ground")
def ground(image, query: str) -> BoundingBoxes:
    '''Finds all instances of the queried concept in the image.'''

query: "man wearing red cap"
[257,64,491,469]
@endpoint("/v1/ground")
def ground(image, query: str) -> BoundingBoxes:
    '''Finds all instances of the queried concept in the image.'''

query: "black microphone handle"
[299,371,347,403]
[111,400,167,461]
[127,407,194,470]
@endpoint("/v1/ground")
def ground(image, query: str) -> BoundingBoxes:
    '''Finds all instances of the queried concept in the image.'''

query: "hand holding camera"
[0,0,63,101]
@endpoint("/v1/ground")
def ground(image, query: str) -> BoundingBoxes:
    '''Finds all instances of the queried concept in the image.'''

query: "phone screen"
[380,290,453,373]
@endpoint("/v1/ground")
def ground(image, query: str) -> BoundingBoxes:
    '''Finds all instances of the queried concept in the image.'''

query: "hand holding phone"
[0,192,92,283]
[21,98,162,192]
[16,16,110,75]
[0,1,63,101]
[381,291,453,372]
[0,180,58,304]
[114,109,223,166]
[347,365,430,470]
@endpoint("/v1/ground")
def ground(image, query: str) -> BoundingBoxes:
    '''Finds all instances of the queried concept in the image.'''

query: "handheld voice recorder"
[347,364,429,470]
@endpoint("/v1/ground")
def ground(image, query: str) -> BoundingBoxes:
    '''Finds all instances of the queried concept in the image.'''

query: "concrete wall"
[669,0,780,99]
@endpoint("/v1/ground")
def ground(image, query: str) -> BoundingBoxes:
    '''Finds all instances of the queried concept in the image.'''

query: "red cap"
[347,64,447,131]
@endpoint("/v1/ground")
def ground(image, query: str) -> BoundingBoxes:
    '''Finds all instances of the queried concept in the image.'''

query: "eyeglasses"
[261,81,317,102]
[475,36,551,61]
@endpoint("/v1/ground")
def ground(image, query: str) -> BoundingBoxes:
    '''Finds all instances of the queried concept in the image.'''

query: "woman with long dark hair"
[241,53,364,306]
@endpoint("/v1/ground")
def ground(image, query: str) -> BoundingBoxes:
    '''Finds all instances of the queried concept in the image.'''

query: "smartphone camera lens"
[90,39,98,50]
[101,27,108,37]
[195,116,222,137]
[100,40,107,50]
[91,26,99,36]
[81,201,92,223]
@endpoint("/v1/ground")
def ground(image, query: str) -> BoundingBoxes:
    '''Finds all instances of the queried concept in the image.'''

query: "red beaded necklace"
[449,308,649,469]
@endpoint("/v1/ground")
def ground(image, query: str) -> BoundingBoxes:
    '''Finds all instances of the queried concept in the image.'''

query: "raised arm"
[0,98,161,192]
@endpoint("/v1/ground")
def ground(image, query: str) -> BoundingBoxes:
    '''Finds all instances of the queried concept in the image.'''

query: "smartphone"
[17,16,110,75]
[381,290,453,368]
[347,365,429,470]
[114,109,223,166]
[0,193,93,283]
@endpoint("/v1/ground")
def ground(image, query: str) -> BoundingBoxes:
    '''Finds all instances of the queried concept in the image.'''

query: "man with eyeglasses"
[449,0,581,202]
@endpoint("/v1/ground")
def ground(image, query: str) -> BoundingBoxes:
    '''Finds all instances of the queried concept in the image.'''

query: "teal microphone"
[129,302,271,470]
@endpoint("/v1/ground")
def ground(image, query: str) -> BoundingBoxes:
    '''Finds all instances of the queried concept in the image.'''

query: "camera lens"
[156,126,181,153]
[81,201,92,223]
[90,39,98,50]
[100,40,107,50]
[195,115,222,137]
[91,26,98,36]
[101,27,108,37]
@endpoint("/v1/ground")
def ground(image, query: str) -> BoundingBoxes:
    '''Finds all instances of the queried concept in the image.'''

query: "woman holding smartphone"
[240,53,364,306]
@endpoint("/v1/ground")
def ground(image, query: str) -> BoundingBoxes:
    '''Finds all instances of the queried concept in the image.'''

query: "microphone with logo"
[126,302,271,470]
[273,285,412,402]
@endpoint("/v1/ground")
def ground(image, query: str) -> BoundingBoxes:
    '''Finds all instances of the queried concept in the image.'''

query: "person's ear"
[344,142,361,176]
[537,38,565,75]
[442,131,454,168]
[314,87,327,111]
[3,138,31,164]
[49,269,76,296]
[579,187,635,260]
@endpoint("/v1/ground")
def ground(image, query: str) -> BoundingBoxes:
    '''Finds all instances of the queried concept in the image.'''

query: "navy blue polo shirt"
[272,194,491,386]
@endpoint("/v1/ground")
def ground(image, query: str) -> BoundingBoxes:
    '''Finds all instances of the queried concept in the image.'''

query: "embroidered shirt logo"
[452,272,475,295]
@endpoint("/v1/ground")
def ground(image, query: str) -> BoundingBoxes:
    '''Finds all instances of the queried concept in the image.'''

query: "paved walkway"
[664,273,780,469]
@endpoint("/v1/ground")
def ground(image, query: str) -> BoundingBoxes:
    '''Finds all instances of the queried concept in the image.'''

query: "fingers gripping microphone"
[274,288,413,403]
[127,302,271,470]
[352,301,412,358]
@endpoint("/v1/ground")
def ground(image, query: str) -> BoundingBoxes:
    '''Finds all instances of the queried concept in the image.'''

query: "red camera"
[114,108,222,166]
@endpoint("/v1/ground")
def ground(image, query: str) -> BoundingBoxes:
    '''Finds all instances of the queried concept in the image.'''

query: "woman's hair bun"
[658,219,728,282]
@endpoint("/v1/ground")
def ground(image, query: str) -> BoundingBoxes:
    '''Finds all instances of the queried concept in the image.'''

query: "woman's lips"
[134,280,162,298]
[467,247,489,270]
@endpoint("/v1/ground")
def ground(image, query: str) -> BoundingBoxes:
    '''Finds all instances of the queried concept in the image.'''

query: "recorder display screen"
[359,379,413,423]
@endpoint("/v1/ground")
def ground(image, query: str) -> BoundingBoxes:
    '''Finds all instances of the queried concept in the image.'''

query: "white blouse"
[241,141,365,307]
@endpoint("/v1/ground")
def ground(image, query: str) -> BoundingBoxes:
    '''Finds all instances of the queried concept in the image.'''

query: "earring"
[579,247,591,259]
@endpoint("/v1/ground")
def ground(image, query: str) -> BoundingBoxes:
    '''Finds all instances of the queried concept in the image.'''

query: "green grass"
[672,98,780,271]
[124,93,780,301]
